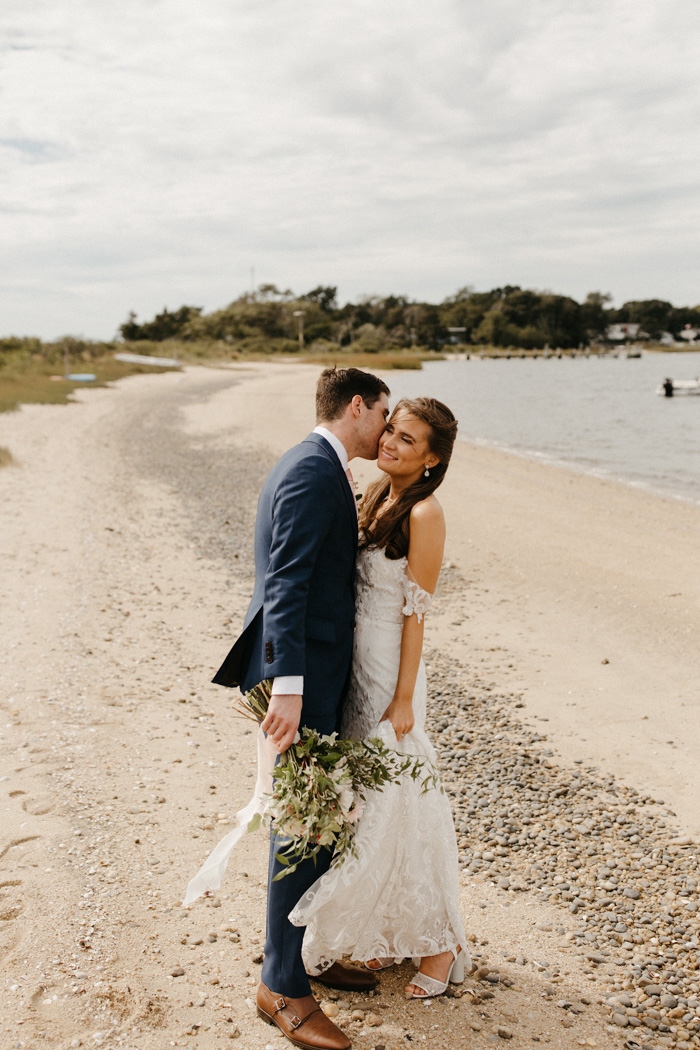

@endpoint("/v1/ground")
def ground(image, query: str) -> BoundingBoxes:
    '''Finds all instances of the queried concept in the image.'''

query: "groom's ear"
[348,394,364,419]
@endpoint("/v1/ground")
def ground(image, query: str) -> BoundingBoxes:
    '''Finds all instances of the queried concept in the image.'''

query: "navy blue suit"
[213,432,357,996]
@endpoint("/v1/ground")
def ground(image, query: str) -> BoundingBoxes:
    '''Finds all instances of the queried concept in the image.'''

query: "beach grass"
[645,342,700,353]
[164,341,435,369]
[0,352,181,413]
[0,446,15,467]
[299,350,430,369]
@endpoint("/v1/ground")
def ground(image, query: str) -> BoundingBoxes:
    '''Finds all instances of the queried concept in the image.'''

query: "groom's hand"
[261,694,303,753]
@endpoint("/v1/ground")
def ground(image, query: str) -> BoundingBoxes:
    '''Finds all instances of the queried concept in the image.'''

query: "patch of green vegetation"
[645,343,700,353]
[299,350,431,370]
[121,338,437,368]
[0,337,181,413]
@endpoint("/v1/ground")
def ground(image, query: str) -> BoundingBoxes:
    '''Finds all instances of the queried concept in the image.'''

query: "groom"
[213,367,390,1050]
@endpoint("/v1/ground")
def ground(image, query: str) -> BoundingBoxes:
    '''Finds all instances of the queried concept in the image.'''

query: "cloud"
[1,0,699,337]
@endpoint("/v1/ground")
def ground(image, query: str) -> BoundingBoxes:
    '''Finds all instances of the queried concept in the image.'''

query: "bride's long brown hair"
[358,397,458,560]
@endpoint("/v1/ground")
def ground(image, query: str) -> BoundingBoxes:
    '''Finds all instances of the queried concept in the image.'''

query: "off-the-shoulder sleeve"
[402,565,434,623]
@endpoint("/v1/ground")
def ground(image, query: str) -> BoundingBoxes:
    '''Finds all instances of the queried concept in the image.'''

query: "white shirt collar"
[313,426,349,472]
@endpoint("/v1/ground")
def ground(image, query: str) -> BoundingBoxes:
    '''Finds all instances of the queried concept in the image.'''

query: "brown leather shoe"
[257,981,351,1050]
[311,960,379,992]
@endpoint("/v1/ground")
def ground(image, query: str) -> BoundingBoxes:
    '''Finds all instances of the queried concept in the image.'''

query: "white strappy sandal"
[405,948,466,999]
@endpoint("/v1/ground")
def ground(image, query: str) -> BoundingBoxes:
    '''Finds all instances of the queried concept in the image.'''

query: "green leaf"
[246,812,262,834]
[272,865,298,881]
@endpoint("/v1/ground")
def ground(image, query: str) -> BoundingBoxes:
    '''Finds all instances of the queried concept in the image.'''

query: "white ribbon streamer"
[183,727,277,906]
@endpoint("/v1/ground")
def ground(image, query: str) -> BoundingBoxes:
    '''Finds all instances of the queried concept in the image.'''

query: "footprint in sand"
[0,834,40,864]
[30,985,60,1013]
[0,836,39,956]
[21,796,54,816]
[0,879,23,921]
[9,787,55,814]
[28,983,76,1024]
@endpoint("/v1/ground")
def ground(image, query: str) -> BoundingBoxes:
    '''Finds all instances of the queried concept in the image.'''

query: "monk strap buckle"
[273,998,303,1030]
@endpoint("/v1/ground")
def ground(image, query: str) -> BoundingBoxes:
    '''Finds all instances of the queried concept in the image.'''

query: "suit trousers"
[261,829,333,997]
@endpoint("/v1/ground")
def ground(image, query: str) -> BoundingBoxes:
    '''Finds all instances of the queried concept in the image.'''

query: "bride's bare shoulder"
[409,495,445,528]
[407,497,445,583]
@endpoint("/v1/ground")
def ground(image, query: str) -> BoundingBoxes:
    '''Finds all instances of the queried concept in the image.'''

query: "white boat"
[656,378,700,396]
[114,352,180,368]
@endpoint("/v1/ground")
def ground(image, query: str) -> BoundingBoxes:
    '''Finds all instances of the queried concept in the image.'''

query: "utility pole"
[293,309,305,352]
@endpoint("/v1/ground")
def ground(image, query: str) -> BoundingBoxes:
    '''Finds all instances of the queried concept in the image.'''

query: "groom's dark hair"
[316,367,390,423]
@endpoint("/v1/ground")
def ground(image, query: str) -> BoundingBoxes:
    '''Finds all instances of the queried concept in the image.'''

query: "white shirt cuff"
[271,676,304,696]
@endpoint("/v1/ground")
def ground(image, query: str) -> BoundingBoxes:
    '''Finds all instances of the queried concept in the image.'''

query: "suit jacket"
[212,433,358,734]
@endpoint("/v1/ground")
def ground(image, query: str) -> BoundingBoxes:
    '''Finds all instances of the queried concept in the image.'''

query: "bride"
[290,397,469,999]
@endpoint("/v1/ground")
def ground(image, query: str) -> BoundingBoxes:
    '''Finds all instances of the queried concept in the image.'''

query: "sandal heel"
[406,948,464,999]
[449,951,465,984]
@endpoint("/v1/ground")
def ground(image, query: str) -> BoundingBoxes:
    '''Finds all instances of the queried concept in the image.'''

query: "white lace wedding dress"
[289,546,469,974]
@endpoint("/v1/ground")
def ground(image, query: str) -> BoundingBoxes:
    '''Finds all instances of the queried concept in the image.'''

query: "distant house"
[606,323,646,342]
[446,326,468,345]
[680,325,699,342]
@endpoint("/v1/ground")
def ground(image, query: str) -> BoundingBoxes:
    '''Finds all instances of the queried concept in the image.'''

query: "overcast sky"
[1,0,699,340]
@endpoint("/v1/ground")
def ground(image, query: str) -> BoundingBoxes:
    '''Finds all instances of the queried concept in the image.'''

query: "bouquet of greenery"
[235,679,440,880]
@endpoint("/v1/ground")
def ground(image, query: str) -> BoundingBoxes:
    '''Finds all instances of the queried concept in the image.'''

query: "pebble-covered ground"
[423,643,700,1050]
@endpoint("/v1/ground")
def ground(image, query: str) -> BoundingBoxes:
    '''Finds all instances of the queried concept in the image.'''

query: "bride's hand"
[380,698,414,741]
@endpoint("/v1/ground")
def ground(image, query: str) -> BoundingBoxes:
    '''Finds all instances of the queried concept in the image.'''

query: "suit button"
[265,641,274,664]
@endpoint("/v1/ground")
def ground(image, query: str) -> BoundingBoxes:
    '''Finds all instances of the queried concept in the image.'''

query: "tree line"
[119,285,700,352]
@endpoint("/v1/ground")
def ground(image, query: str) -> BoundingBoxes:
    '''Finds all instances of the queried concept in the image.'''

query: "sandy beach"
[2,362,700,1050]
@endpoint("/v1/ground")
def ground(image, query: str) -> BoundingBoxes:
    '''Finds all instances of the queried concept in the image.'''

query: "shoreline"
[1,362,699,1050]
[455,433,700,509]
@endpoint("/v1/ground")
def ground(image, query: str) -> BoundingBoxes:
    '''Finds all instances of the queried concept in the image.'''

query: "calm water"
[388,351,700,504]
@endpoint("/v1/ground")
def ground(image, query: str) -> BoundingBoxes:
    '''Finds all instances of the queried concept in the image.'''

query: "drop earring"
[424,466,430,477]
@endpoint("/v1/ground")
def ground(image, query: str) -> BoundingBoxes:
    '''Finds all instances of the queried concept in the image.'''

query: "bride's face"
[377,410,438,482]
